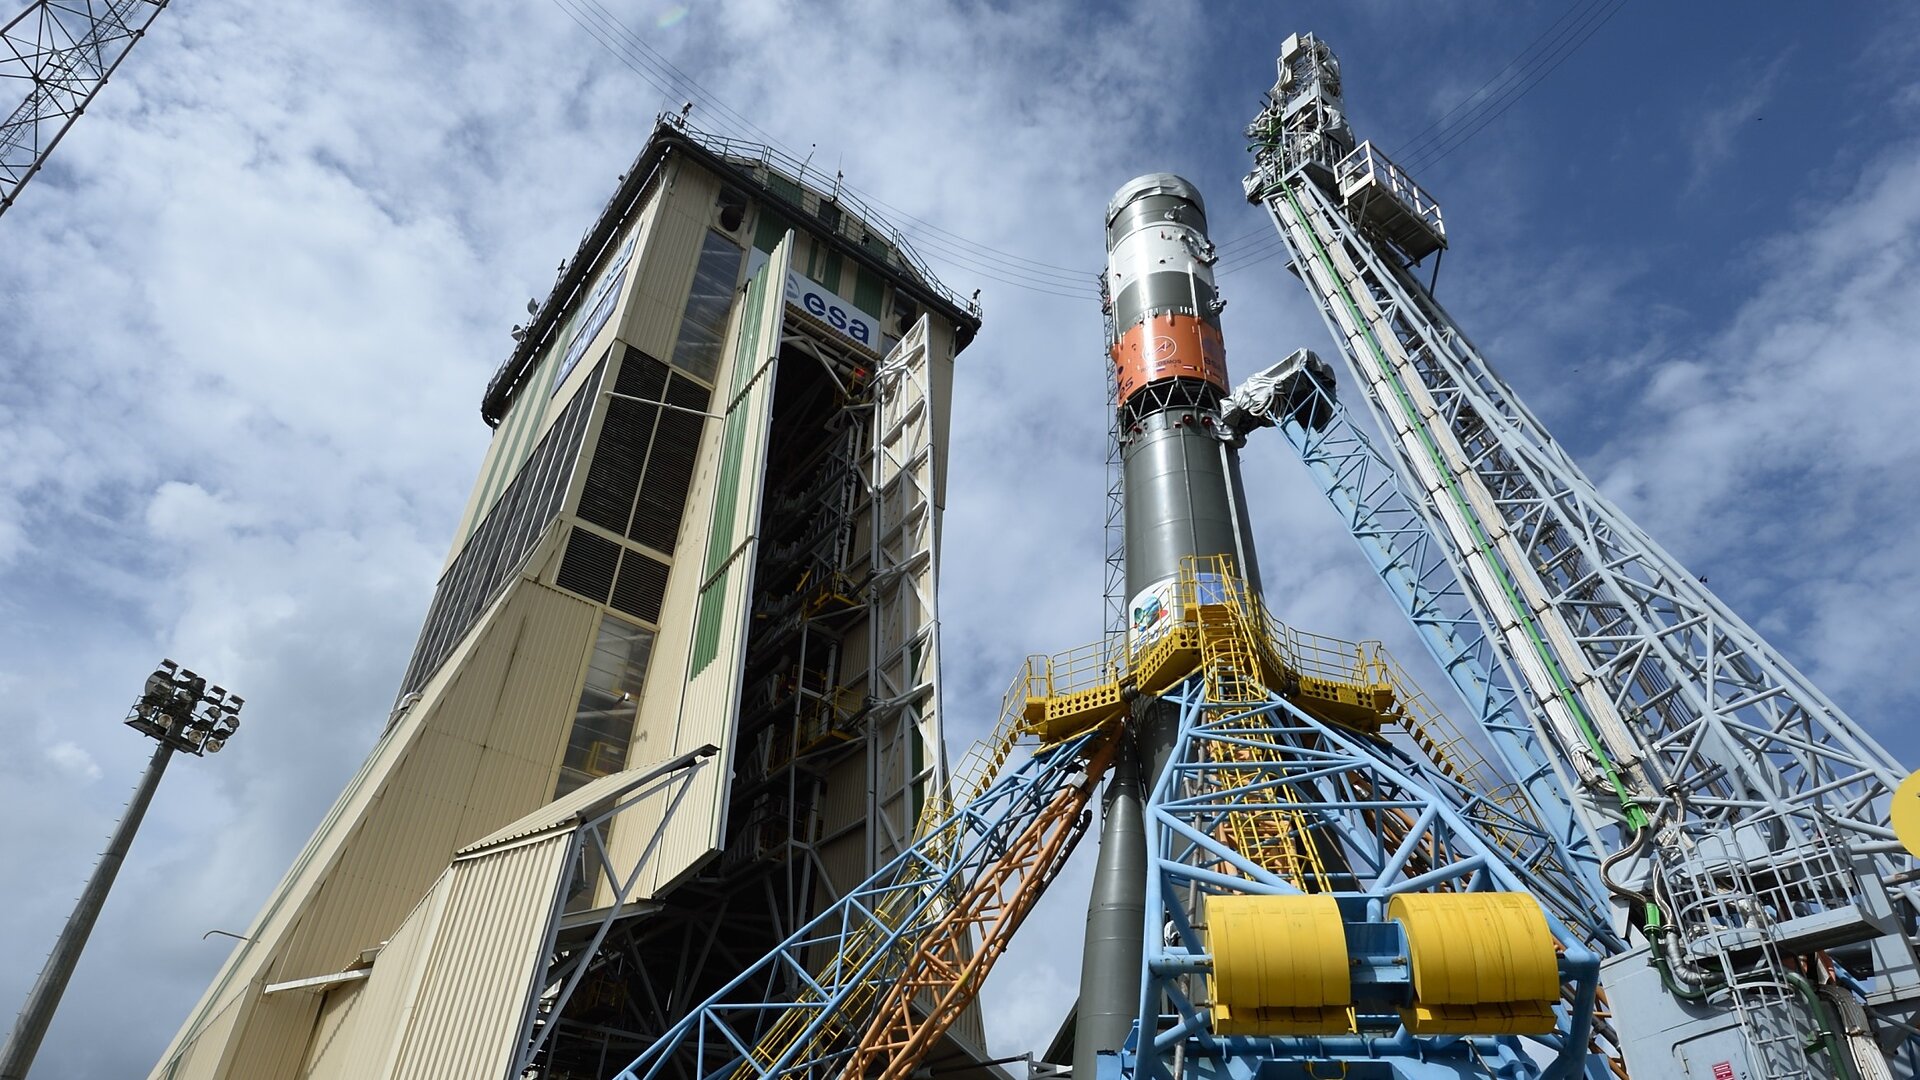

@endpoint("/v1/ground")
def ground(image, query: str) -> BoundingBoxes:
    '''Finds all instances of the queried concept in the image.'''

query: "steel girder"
[1126,675,1606,1080]
[1,0,166,218]
[1253,160,1920,1077]
[1270,374,1619,953]
[610,726,1111,1080]
[1263,171,1913,867]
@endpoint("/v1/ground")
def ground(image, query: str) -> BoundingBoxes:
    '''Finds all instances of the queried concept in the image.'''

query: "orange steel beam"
[840,731,1120,1080]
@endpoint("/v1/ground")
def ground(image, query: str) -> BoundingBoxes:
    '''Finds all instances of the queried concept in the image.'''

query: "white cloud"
[1594,136,1920,722]
[43,741,104,783]
[1686,50,1790,191]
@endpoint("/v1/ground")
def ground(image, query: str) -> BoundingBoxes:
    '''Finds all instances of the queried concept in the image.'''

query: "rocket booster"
[1105,173,1261,616]
[1073,174,1262,1080]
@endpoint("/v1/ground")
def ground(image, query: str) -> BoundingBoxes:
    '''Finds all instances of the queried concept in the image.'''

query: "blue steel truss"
[1126,675,1606,1080]
[610,726,1109,1080]
[1269,372,1620,954]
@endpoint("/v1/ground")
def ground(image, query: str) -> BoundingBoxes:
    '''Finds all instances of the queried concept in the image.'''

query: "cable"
[1400,0,1630,175]
[1215,239,1290,277]
[1215,232,1289,276]
[1390,0,1613,164]
[549,0,1098,301]
[1219,1,1604,262]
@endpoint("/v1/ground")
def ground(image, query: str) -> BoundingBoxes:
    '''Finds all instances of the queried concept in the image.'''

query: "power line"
[1213,4,1620,261]
[1390,0,1613,165]
[1222,0,1629,277]
[1399,0,1630,175]
[1215,233,1288,277]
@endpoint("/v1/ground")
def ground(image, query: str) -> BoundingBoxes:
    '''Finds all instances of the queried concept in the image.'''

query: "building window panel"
[672,230,745,381]
[397,357,606,700]
[555,614,655,797]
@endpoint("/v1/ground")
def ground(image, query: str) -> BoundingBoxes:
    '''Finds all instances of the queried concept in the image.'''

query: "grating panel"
[398,360,603,698]
[611,549,670,624]
[576,397,655,533]
[555,528,620,606]
[629,407,704,554]
[613,348,669,401]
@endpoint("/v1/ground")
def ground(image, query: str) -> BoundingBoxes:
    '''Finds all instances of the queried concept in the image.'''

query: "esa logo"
[785,271,875,346]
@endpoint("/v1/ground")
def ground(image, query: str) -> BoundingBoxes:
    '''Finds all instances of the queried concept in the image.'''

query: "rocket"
[1073,174,1263,1078]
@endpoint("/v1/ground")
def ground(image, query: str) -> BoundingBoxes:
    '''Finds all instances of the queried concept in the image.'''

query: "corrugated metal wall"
[273,582,592,980]
[297,831,572,1080]
[390,832,572,1078]
[151,580,597,1080]
[309,869,447,1079]
[296,978,364,1078]
[621,161,720,361]
[638,233,790,899]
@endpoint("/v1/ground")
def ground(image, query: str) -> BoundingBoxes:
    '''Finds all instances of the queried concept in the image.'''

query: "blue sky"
[2,2,1918,1076]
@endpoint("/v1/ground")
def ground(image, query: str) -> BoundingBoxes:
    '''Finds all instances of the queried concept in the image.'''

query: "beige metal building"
[151,118,986,1080]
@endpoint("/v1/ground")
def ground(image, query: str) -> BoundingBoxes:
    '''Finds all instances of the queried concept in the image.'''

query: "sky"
[3,1,1919,1076]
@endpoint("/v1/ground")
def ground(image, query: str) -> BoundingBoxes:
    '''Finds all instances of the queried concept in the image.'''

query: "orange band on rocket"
[1110,313,1228,405]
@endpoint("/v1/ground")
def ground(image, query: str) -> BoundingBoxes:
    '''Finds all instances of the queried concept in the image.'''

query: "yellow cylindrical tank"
[1387,892,1560,1034]
[1205,893,1353,1035]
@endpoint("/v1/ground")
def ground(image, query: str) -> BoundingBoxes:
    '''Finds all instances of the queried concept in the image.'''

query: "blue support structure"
[1121,674,1608,1080]
[610,726,1110,1080]
[1265,365,1618,954]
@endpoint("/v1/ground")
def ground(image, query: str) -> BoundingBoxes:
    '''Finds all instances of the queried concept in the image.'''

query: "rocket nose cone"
[1106,173,1207,227]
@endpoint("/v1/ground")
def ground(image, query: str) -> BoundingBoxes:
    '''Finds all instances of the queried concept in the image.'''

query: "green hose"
[1278,183,1646,831]
[1785,970,1861,1080]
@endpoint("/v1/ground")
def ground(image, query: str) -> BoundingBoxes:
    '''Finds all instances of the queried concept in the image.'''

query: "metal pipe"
[1785,970,1861,1080]
[1541,946,1602,1080]
[1073,747,1147,1080]
[1,740,173,1079]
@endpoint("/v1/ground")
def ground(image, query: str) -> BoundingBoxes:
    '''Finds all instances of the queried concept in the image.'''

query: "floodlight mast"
[0,660,241,1080]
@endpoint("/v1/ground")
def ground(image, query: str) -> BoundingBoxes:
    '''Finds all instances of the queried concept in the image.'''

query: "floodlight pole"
[0,741,173,1080]
[0,659,240,1079]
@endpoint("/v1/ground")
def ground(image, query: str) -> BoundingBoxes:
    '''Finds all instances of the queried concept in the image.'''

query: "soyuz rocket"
[1074,175,1263,1077]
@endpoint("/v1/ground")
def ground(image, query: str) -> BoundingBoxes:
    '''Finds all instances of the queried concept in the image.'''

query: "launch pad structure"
[146,28,1920,1080]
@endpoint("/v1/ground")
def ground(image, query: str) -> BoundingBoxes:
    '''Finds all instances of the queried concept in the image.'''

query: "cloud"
[1594,136,1920,723]
[1686,49,1791,191]
[44,741,104,783]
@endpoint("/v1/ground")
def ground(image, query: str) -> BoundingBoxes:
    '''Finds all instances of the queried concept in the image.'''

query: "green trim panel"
[690,253,772,674]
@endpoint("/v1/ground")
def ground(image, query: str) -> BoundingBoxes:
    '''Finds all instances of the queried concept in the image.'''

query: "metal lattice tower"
[0,0,166,220]
[1245,31,1920,1080]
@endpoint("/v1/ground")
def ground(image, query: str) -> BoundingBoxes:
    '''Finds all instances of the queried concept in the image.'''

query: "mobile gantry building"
[150,117,987,1080]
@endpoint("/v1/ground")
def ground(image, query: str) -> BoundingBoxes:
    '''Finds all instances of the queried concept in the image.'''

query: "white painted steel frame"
[863,315,948,874]
[1271,378,1618,950]
[0,0,167,218]
[1252,159,1920,1077]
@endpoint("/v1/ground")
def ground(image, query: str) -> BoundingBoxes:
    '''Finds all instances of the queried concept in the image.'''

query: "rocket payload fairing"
[1073,175,1263,1078]
[1105,174,1262,618]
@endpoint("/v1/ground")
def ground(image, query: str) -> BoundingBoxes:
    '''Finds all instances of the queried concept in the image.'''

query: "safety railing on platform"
[1334,139,1445,243]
